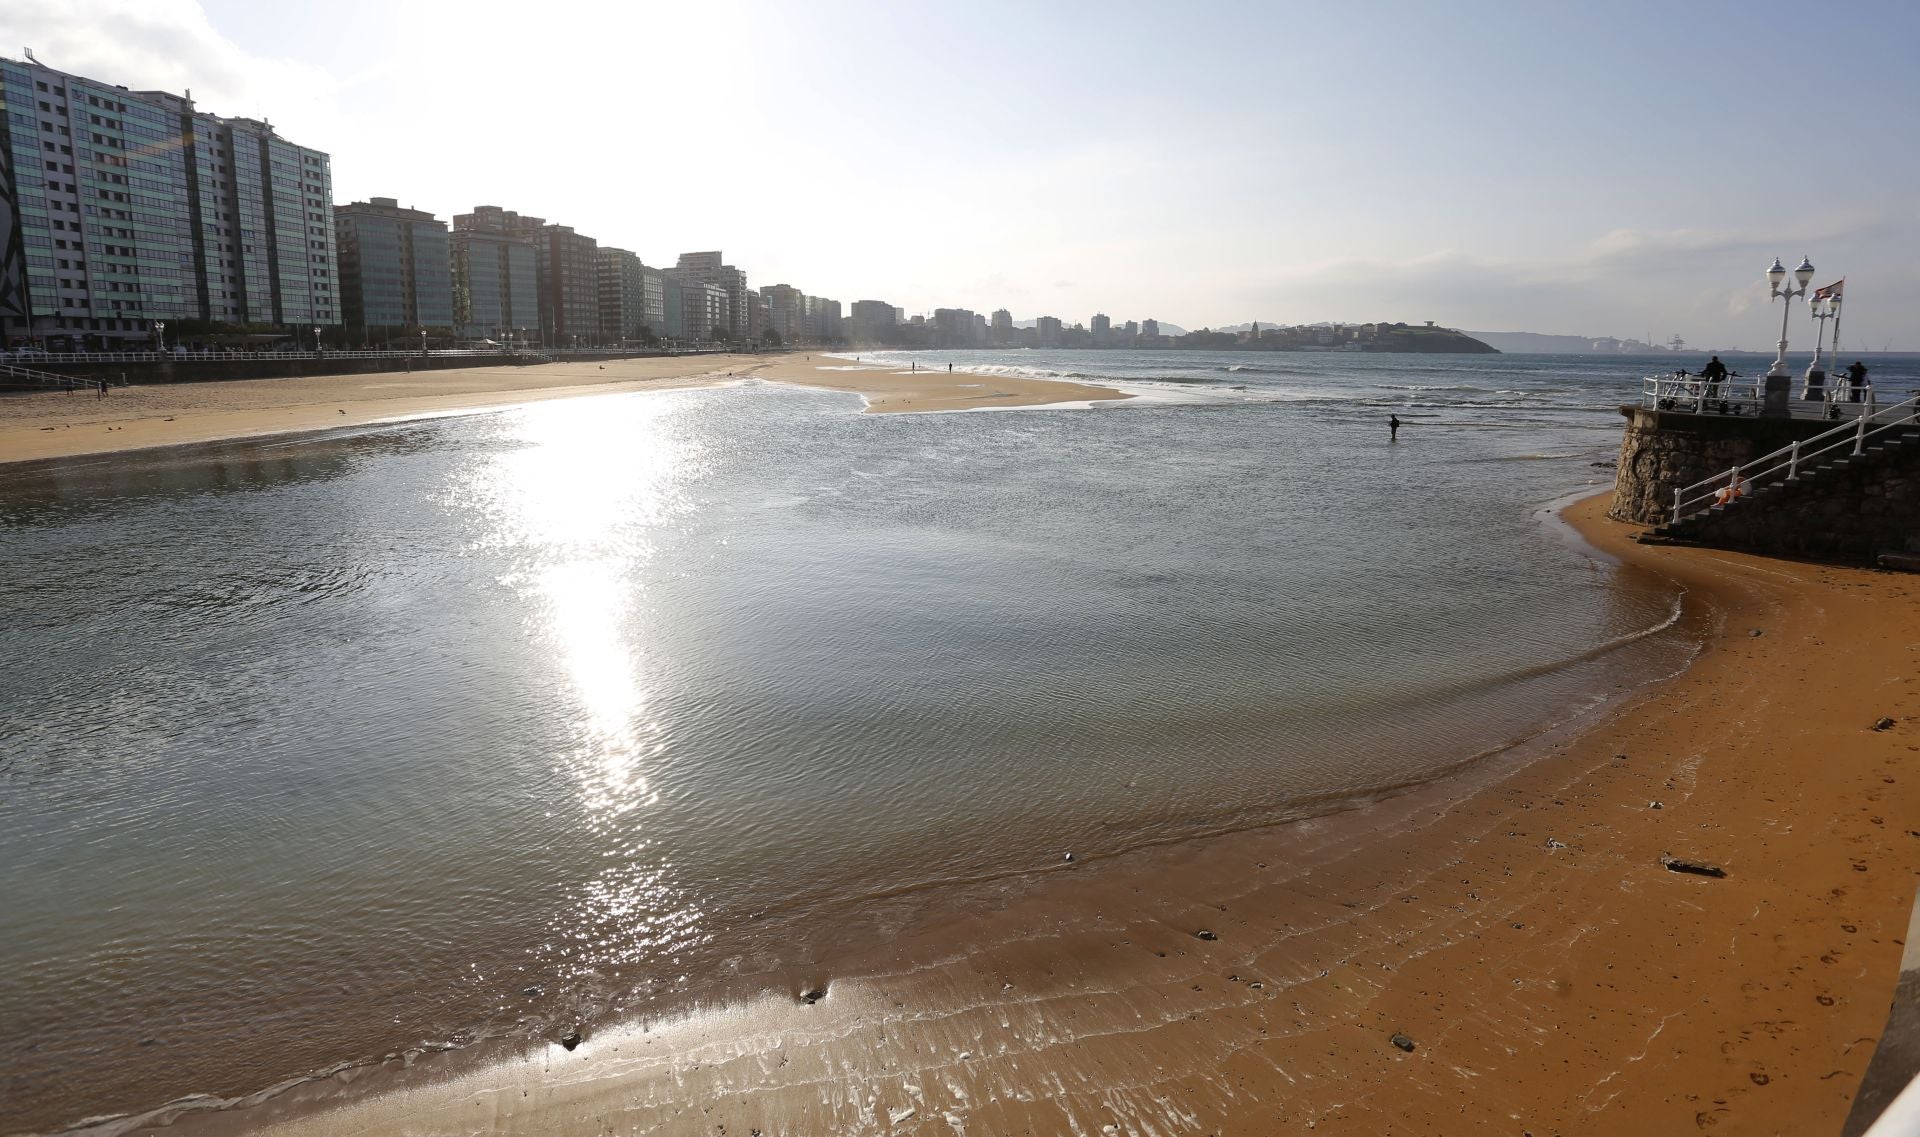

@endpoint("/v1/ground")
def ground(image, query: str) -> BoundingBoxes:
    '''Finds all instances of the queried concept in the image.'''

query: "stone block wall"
[1672,437,1920,561]
[1608,406,1837,525]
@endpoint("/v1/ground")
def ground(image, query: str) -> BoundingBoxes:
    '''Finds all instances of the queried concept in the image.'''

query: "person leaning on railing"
[1845,361,1870,404]
[1699,355,1730,398]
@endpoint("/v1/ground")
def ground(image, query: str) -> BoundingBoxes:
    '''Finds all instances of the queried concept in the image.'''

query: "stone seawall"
[15,351,710,387]
[1607,406,1837,525]
[1670,435,1920,561]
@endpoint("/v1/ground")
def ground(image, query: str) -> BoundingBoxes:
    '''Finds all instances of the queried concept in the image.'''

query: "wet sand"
[0,355,1127,465]
[126,493,1920,1136]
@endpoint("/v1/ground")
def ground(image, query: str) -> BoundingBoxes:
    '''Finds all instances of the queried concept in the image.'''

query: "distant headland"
[1167,321,1498,354]
[862,317,1498,354]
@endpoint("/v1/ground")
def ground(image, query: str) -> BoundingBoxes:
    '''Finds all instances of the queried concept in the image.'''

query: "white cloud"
[0,1,343,134]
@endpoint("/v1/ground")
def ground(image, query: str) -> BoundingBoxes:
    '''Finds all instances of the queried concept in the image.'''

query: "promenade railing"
[1667,392,1920,525]
[0,361,120,390]
[1641,374,1888,418]
[1640,374,1766,416]
[0,345,747,365]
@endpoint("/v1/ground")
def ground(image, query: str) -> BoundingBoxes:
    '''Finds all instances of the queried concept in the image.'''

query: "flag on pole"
[1812,279,1845,301]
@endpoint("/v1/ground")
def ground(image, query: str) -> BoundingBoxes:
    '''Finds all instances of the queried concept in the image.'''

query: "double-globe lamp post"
[1764,256,1815,379]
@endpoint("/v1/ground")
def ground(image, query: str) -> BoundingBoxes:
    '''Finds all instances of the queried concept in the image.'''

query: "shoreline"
[96,491,1920,1136]
[0,356,1130,467]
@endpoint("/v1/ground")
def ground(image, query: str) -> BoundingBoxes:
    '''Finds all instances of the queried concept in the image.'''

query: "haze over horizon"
[5,0,1916,348]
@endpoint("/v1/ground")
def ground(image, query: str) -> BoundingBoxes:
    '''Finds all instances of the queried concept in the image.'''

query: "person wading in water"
[1390,414,1402,441]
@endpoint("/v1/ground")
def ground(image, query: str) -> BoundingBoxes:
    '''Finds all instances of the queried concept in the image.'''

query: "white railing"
[0,345,745,365]
[1642,372,1766,415]
[1669,392,1920,525]
[1641,373,1887,419]
[0,361,121,389]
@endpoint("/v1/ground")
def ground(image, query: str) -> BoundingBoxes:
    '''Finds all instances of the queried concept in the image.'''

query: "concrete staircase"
[1642,424,1920,544]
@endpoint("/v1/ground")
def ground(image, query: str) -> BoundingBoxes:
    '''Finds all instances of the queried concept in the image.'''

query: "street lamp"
[1804,290,1841,399]
[420,328,428,356]
[1764,256,1814,379]
[313,325,321,355]
[153,320,165,354]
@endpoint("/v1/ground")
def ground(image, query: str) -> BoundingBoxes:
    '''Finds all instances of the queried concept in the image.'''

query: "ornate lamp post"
[313,325,322,355]
[1804,292,1840,399]
[420,328,428,356]
[1764,256,1815,379]
[153,320,166,354]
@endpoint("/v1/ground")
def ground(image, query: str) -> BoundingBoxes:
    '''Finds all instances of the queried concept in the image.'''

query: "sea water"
[9,349,1890,1132]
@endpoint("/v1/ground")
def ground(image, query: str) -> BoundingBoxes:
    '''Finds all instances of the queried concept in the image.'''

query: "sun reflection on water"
[454,394,712,978]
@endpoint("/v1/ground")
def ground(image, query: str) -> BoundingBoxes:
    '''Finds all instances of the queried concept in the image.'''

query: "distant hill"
[1012,318,1189,335]
[1466,330,1682,354]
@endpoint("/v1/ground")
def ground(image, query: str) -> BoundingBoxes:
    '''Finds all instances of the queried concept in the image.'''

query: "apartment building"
[672,250,747,339]
[0,55,338,346]
[334,197,452,340]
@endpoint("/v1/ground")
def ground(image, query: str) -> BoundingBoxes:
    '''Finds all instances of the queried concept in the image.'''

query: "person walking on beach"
[1847,360,1869,403]
[95,377,107,400]
[1700,355,1729,397]
[1390,414,1402,441]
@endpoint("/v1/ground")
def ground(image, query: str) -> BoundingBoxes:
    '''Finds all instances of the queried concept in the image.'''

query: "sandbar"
[0,354,1129,466]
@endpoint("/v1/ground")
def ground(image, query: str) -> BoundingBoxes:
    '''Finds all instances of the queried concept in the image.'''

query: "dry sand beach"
[0,355,1128,464]
[93,488,1919,1137]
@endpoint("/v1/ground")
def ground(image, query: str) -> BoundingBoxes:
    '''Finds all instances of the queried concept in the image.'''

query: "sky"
[4,0,1917,347]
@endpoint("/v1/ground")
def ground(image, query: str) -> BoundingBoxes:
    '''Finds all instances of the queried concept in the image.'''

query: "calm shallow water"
[0,351,1747,1132]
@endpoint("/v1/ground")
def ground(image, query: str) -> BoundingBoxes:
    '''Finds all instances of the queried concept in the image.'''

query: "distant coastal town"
[0,53,1491,357]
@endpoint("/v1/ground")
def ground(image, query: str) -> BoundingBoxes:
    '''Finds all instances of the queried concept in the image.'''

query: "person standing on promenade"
[1846,361,1869,403]
[1390,414,1402,441]
[1700,355,1729,397]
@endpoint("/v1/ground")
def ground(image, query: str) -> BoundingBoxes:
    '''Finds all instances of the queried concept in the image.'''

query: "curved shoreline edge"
[76,492,1920,1137]
[0,356,1129,467]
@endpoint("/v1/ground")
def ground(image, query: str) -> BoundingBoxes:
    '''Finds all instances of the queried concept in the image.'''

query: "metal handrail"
[1668,393,1920,524]
[1641,375,1885,417]
[0,346,743,364]
[0,362,125,389]
[1641,374,1765,416]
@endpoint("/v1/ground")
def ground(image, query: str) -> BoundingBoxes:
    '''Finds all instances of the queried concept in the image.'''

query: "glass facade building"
[335,197,453,341]
[596,246,659,341]
[451,206,545,343]
[0,55,337,347]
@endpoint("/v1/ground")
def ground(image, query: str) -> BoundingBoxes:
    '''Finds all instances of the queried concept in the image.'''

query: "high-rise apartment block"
[664,276,726,341]
[453,205,601,345]
[932,307,979,348]
[806,296,841,342]
[596,247,660,341]
[0,54,338,347]
[761,283,803,341]
[672,251,748,339]
[850,299,896,345]
[334,197,452,339]
[450,230,537,342]
[637,264,666,338]
[537,225,598,345]
[451,205,540,343]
